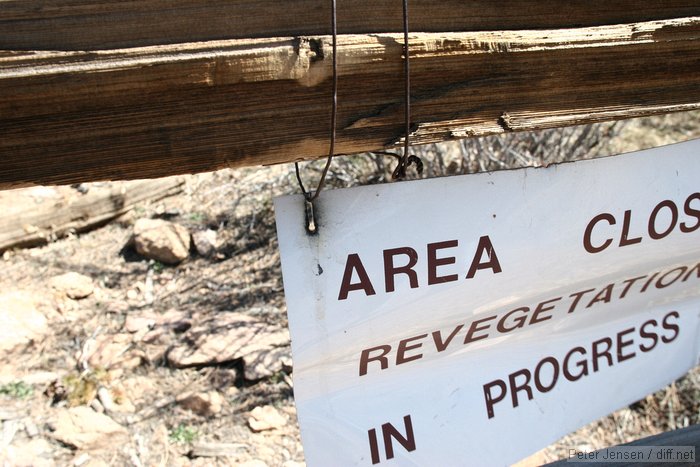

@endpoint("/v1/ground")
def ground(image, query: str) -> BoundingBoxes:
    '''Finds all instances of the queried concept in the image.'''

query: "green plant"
[150,260,165,273]
[63,368,109,407]
[269,370,287,384]
[0,381,33,399]
[169,424,199,444]
[188,212,205,223]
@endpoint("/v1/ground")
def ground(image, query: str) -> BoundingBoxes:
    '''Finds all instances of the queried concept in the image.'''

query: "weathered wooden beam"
[2,1,699,50]
[1,16,699,188]
[0,178,183,250]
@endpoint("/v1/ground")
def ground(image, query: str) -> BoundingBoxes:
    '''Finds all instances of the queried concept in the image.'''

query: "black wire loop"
[294,0,337,205]
[370,0,420,180]
[397,0,413,179]
[294,0,420,233]
[372,151,424,179]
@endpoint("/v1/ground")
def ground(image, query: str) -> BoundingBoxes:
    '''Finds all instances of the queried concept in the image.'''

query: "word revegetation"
[358,262,698,377]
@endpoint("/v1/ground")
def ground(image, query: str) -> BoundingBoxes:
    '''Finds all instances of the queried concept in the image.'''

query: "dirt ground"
[0,112,699,466]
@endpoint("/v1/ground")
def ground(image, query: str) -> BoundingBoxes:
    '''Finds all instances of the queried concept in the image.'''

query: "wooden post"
[1,3,699,188]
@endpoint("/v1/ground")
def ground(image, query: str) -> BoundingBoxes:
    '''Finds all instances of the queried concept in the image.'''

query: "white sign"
[275,140,700,466]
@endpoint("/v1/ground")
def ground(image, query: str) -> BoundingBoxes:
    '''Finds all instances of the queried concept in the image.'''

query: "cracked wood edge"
[2,0,699,50]
[1,17,699,188]
[0,178,184,250]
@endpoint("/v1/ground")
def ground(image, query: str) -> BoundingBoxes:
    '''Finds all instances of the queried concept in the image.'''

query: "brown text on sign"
[583,192,700,254]
[338,235,502,300]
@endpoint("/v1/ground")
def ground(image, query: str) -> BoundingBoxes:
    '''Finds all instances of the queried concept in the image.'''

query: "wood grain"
[2,1,699,50]
[1,15,699,188]
[0,178,183,250]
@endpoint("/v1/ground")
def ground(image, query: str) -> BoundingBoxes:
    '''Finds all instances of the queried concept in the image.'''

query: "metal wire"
[295,0,417,206]
[399,0,411,178]
[294,0,337,202]
[372,0,419,180]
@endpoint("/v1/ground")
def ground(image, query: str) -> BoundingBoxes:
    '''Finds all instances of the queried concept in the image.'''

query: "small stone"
[115,210,135,227]
[248,405,286,432]
[51,406,129,451]
[23,419,40,437]
[125,289,139,300]
[124,315,156,333]
[22,371,60,386]
[0,292,48,353]
[1,438,53,467]
[192,229,218,257]
[177,391,224,417]
[105,301,128,315]
[157,309,191,331]
[144,344,167,364]
[225,386,240,399]
[50,272,94,299]
[132,218,190,265]
[210,368,238,388]
[90,398,104,413]
[96,387,114,411]
[95,387,134,414]
[86,334,141,370]
[166,313,290,379]
[141,328,166,345]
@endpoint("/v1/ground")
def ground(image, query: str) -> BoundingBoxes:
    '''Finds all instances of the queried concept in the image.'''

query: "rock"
[50,272,94,299]
[1,438,54,467]
[166,313,291,380]
[23,419,40,437]
[225,386,240,399]
[243,346,292,381]
[97,387,134,414]
[248,405,286,432]
[157,309,191,332]
[144,344,168,364]
[0,292,48,353]
[140,309,190,344]
[86,334,142,370]
[210,368,238,388]
[22,371,60,386]
[90,398,104,413]
[177,391,224,417]
[0,407,21,421]
[104,301,128,315]
[132,218,191,264]
[115,210,135,227]
[192,229,218,257]
[140,327,165,344]
[0,369,58,386]
[51,406,128,451]
[124,315,156,333]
